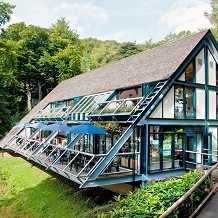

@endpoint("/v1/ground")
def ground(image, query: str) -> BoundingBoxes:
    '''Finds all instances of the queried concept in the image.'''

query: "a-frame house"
[1,29,218,189]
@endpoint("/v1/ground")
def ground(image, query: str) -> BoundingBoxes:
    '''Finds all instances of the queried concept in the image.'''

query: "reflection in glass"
[216,92,218,119]
[186,87,194,118]
[163,134,172,169]
[150,134,160,170]
[187,136,195,162]
[174,134,183,167]
[175,85,184,118]
[185,61,194,82]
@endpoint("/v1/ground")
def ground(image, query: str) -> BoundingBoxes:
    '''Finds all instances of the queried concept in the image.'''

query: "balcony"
[33,106,73,122]
[89,97,143,121]
[6,135,141,187]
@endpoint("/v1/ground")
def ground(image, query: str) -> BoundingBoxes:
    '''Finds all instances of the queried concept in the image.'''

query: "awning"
[69,123,107,134]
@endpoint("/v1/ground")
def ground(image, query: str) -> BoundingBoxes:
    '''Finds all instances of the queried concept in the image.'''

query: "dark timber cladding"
[20,30,208,123]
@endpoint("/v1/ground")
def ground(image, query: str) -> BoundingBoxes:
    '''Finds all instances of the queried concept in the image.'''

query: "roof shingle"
[21,30,209,122]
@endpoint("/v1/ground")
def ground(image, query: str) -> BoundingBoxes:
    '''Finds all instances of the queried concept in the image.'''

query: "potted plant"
[94,122,123,137]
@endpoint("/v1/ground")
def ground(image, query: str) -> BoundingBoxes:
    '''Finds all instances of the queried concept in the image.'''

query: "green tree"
[204,0,218,40]
[0,38,19,137]
[137,39,155,51]
[205,0,218,28]
[81,38,121,71]
[0,1,15,29]
[119,41,142,58]
[39,18,83,87]
[156,30,193,46]
[3,23,50,110]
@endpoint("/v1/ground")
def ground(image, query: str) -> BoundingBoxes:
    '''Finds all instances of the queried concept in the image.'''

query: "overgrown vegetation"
[0,154,211,217]
[102,171,209,218]
[0,155,115,217]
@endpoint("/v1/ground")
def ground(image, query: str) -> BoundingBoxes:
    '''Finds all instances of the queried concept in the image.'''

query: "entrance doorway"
[186,134,196,168]
[203,133,212,165]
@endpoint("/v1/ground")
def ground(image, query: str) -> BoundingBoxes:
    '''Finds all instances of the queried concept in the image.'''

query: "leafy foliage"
[205,0,218,28]
[81,38,121,71]
[103,171,209,218]
[0,1,15,29]
[95,122,123,136]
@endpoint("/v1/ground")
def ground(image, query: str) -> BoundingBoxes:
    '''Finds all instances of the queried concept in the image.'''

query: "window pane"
[217,92,218,119]
[175,134,183,168]
[150,134,160,171]
[185,61,194,82]
[163,134,172,169]
[216,64,218,86]
[187,136,195,162]
[175,85,184,118]
[186,87,194,118]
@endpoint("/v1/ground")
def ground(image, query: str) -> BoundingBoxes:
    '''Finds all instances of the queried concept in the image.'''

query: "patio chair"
[60,153,69,165]
[108,156,121,172]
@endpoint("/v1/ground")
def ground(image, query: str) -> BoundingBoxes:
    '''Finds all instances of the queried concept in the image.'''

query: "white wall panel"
[196,89,205,119]
[195,48,205,84]
[209,90,216,119]
[44,104,51,110]
[209,127,218,162]
[178,72,185,81]
[149,101,162,118]
[163,87,174,118]
[208,52,216,86]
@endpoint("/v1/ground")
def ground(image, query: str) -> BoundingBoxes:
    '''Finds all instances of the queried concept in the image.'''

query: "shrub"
[102,171,209,218]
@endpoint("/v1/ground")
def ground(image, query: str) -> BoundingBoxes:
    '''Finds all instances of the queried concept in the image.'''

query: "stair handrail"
[82,81,169,186]
[160,162,218,218]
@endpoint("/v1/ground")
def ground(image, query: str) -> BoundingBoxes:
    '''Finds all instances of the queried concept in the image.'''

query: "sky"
[6,0,212,43]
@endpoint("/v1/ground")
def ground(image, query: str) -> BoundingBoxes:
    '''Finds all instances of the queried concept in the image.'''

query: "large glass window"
[175,85,195,119]
[186,135,196,163]
[150,133,160,171]
[149,126,185,172]
[216,92,218,119]
[174,134,183,168]
[186,87,194,118]
[216,64,218,86]
[163,134,172,169]
[118,87,142,99]
[185,61,195,82]
[175,85,184,118]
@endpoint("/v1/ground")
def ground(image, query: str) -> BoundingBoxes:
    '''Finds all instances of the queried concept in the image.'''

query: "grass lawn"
[0,151,114,218]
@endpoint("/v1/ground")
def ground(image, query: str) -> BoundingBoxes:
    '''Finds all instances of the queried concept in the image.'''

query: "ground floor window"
[149,126,185,172]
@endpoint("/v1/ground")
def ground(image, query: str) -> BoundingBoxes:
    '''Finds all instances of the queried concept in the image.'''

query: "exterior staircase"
[81,80,169,187]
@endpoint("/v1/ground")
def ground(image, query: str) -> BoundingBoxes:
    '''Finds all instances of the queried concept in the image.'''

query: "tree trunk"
[26,83,32,111]
[38,81,42,102]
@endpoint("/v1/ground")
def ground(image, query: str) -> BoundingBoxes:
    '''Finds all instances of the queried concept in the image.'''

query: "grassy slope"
[0,154,113,218]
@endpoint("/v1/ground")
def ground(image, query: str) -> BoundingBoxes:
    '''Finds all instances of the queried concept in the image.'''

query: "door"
[186,134,196,168]
[203,133,212,165]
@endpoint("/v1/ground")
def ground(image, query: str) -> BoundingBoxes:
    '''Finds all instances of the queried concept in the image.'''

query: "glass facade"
[175,85,195,119]
[185,61,195,82]
[71,91,113,120]
[149,126,184,172]
[185,87,194,118]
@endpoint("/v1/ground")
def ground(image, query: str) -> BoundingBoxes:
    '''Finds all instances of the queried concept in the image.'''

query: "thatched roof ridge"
[20,30,208,122]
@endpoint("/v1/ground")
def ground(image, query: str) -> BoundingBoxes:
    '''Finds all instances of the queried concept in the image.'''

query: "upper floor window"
[185,61,195,82]
[185,87,194,118]
[118,87,142,99]
[216,64,218,86]
[175,85,195,119]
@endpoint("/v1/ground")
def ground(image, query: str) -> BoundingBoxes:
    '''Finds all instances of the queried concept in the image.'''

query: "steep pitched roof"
[21,30,209,122]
